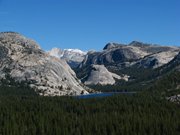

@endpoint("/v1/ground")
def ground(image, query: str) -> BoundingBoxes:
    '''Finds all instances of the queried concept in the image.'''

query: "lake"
[76,92,136,99]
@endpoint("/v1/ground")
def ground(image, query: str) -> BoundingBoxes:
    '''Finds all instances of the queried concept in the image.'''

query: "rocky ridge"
[80,41,179,69]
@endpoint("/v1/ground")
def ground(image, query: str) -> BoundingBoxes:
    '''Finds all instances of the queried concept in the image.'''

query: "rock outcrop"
[0,32,89,96]
[84,64,129,85]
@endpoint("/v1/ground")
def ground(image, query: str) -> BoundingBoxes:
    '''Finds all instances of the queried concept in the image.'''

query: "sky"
[0,0,179,51]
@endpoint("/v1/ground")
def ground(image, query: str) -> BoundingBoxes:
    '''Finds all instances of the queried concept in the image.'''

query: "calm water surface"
[76,92,136,99]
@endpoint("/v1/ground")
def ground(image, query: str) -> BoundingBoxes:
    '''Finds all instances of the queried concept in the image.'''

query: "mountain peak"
[48,48,87,68]
[0,31,40,50]
[128,41,151,47]
[64,49,87,55]
[103,42,125,50]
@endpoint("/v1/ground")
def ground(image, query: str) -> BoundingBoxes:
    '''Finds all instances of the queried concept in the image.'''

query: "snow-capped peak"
[48,48,87,68]
[64,49,87,55]
[47,48,63,58]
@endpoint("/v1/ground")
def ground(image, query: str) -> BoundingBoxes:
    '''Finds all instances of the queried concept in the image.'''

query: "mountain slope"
[76,41,179,86]
[0,32,89,96]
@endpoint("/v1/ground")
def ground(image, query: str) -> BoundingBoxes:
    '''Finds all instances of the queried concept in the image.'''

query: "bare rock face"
[76,41,180,85]
[80,41,180,69]
[135,50,179,68]
[80,45,145,68]
[84,64,129,85]
[0,32,89,96]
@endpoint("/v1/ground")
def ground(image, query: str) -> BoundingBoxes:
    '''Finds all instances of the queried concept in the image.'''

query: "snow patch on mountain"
[48,48,87,68]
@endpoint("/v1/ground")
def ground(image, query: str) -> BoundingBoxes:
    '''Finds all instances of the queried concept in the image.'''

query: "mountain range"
[73,41,179,86]
[0,31,180,98]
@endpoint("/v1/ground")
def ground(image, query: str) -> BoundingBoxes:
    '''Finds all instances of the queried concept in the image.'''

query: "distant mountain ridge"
[48,41,180,87]
[80,41,179,68]
[48,48,87,68]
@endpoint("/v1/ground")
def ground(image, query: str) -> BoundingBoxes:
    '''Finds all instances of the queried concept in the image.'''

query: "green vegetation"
[0,85,180,135]
[0,76,37,96]
[0,84,37,96]
[148,71,180,97]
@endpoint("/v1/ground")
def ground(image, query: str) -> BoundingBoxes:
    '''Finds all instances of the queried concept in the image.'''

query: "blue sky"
[0,0,179,51]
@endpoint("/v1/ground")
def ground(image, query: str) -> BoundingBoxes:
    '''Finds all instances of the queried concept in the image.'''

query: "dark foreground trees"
[0,91,180,135]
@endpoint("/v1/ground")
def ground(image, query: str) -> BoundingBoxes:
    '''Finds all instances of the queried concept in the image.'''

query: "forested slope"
[0,89,180,135]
